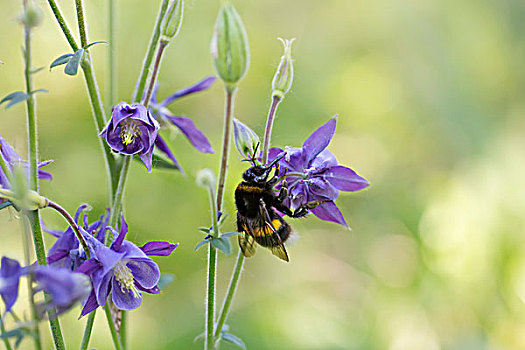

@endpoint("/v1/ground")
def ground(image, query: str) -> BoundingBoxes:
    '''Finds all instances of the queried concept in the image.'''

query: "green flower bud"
[211,3,250,86]
[0,186,48,211]
[233,118,259,160]
[196,168,216,190]
[21,2,42,28]
[271,38,295,99]
[160,0,184,43]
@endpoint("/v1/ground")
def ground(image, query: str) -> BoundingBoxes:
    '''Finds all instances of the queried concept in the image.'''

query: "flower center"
[119,120,142,145]
[113,261,141,298]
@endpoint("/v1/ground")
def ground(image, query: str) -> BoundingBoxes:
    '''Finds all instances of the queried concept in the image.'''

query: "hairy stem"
[132,0,170,103]
[45,0,79,51]
[108,0,117,106]
[107,154,131,243]
[142,41,167,106]
[216,86,237,211]
[205,243,217,350]
[104,304,123,350]
[23,7,66,348]
[46,200,90,257]
[80,311,96,350]
[261,95,282,164]
[74,0,88,47]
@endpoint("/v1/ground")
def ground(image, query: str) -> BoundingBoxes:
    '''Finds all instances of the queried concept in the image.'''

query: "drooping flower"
[77,218,177,315]
[32,266,91,317]
[100,102,160,172]
[0,134,52,189]
[147,76,216,171]
[268,116,369,227]
[44,204,109,270]
[0,257,23,312]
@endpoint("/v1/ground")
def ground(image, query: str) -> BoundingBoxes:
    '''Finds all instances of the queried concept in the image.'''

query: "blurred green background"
[2,0,525,349]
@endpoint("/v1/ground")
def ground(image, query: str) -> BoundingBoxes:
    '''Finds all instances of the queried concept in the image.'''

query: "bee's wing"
[238,233,257,257]
[259,204,289,262]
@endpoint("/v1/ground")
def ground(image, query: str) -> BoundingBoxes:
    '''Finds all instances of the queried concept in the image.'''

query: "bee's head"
[242,153,285,184]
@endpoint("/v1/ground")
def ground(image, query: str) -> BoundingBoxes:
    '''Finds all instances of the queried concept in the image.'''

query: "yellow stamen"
[113,261,141,298]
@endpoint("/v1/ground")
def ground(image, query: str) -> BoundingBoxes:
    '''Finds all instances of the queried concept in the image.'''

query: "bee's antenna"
[249,142,260,166]
[262,152,285,170]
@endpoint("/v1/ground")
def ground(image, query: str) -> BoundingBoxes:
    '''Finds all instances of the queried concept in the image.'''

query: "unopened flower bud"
[211,3,250,86]
[196,169,216,190]
[21,2,42,28]
[160,0,184,43]
[271,38,295,99]
[0,186,47,211]
[233,118,259,160]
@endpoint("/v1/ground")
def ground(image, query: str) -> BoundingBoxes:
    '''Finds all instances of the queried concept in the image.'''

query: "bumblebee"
[235,153,324,262]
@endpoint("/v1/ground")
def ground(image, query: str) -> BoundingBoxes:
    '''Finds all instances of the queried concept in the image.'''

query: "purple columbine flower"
[44,204,109,270]
[0,134,52,188]
[100,102,160,172]
[147,76,216,171]
[268,116,369,227]
[0,257,23,312]
[77,218,177,315]
[33,266,91,317]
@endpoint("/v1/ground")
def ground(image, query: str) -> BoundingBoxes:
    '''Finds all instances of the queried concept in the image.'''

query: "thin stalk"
[216,86,237,211]
[108,0,117,106]
[45,0,80,51]
[46,200,90,257]
[106,154,131,244]
[261,95,282,164]
[104,304,123,350]
[142,41,167,106]
[20,217,41,350]
[120,311,127,349]
[214,252,244,341]
[131,0,170,103]
[74,0,88,47]
[80,311,96,350]
[22,7,66,348]
[0,308,13,350]
[205,244,217,350]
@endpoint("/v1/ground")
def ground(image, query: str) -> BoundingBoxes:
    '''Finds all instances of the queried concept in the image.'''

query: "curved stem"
[22,6,66,348]
[46,200,90,258]
[104,304,123,350]
[261,95,282,164]
[142,41,167,106]
[45,0,80,51]
[216,86,237,211]
[132,0,170,103]
[214,251,244,340]
[80,311,96,350]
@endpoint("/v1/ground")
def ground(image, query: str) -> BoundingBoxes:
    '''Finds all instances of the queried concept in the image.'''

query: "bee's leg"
[259,198,277,232]
[292,200,330,218]
[277,178,288,202]
[267,164,282,187]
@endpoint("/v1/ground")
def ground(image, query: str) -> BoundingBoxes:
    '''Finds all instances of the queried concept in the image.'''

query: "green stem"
[0,147,11,184]
[142,41,167,106]
[120,310,127,349]
[261,95,282,164]
[205,243,217,350]
[20,217,41,350]
[214,251,244,342]
[104,304,123,350]
[216,86,237,212]
[22,6,66,348]
[45,0,80,51]
[131,0,170,103]
[0,308,13,350]
[46,200,90,257]
[74,0,88,47]
[106,154,131,244]
[80,311,96,350]
[108,0,117,106]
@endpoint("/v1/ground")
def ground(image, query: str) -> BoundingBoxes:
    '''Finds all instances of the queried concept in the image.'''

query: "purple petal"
[119,240,150,260]
[311,201,348,227]
[111,278,143,310]
[76,258,101,276]
[47,251,70,265]
[289,183,307,211]
[74,204,89,223]
[93,271,112,307]
[307,178,339,200]
[111,217,128,251]
[154,136,182,171]
[127,258,160,289]
[139,147,154,173]
[310,149,338,170]
[140,241,179,256]
[166,115,214,154]
[37,168,52,181]
[0,257,22,312]
[324,166,369,191]
[302,116,337,165]
[160,76,216,107]
[137,283,161,295]
[80,289,99,317]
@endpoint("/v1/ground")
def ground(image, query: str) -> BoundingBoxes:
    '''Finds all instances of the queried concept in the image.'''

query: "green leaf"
[198,227,211,234]
[132,153,180,171]
[30,66,44,74]
[0,91,29,109]
[30,89,48,95]
[64,48,84,76]
[218,212,229,227]
[193,332,205,343]
[211,236,231,255]
[220,232,241,238]
[157,273,175,290]
[49,53,74,70]
[194,238,211,252]
[83,40,108,50]
[0,201,13,211]
[221,333,246,349]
